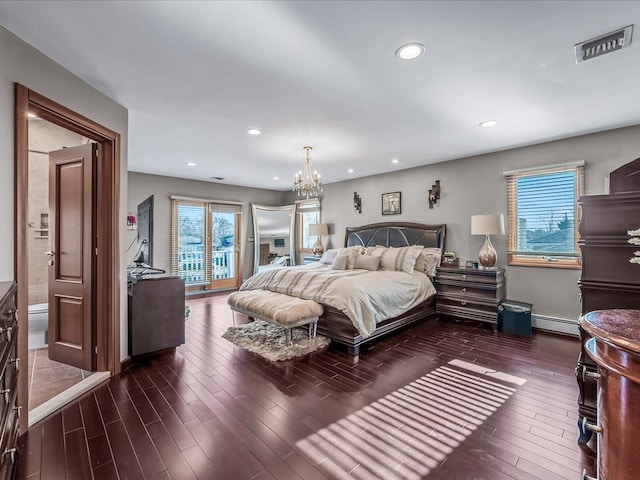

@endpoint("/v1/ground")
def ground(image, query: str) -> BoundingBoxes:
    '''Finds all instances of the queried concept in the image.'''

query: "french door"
[172,199,241,290]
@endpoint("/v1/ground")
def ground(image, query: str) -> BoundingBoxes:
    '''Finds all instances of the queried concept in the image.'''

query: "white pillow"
[414,248,442,276]
[379,245,424,274]
[319,248,340,265]
[331,248,361,270]
[365,245,386,257]
[353,255,381,271]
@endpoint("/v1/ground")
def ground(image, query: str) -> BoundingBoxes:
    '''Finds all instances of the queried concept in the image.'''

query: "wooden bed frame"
[316,222,446,355]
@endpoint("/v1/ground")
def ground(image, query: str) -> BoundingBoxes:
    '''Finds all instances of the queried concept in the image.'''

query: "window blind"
[506,163,584,267]
[170,200,210,284]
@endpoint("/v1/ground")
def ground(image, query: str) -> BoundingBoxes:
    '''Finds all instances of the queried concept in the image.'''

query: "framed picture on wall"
[381,191,401,215]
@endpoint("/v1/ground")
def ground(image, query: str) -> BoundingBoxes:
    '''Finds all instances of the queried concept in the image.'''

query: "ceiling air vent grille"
[575,25,633,63]
[209,176,225,181]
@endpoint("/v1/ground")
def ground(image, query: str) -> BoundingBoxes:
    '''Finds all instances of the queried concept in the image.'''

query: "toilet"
[28,302,48,349]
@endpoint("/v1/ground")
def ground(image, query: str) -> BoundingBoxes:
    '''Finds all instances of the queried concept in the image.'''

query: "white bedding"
[240,263,436,338]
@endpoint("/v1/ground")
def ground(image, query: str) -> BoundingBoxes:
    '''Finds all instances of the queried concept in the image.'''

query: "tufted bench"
[227,290,323,344]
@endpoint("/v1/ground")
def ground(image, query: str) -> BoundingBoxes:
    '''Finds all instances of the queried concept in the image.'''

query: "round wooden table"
[580,309,640,480]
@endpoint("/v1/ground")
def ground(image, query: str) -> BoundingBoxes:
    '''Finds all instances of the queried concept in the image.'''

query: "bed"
[240,222,446,355]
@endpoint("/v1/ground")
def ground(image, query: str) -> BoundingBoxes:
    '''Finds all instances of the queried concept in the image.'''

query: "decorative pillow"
[331,248,361,270]
[353,255,381,271]
[414,248,442,276]
[319,248,340,265]
[379,245,424,274]
[365,245,386,257]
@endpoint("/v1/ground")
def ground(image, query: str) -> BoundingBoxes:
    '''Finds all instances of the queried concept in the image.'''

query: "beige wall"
[127,172,289,280]
[0,26,129,359]
[309,125,640,333]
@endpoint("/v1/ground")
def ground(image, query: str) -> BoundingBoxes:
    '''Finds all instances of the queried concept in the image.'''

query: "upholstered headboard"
[345,222,446,250]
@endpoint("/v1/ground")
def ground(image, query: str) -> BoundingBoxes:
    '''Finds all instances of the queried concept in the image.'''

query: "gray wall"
[313,125,640,332]
[127,172,289,280]
[0,26,130,359]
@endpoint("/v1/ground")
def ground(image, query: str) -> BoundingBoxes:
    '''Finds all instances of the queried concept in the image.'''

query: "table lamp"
[471,214,505,268]
[309,223,329,256]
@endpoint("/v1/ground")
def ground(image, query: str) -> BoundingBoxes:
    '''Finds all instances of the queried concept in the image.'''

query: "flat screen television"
[274,238,285,248]
[134,195,154,265]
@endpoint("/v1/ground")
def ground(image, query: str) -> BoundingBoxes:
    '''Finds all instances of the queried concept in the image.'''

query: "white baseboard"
[532,313,579,336]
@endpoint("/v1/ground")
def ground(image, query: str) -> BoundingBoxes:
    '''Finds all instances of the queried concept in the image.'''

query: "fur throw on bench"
[228,290,323,328]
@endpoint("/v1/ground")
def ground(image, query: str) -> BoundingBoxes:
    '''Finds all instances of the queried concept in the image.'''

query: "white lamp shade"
[309,223,329,236]
[471,214,505,235]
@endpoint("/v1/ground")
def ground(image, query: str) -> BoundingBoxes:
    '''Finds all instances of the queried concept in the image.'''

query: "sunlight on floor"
[296,360,525,479]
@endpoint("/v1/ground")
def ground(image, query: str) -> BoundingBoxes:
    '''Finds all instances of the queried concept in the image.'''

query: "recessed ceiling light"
[247,128,261,135]
[272,176,280,180]
[391,158,399,164]
[479,120,497,128]
[27,113,37,118]
[395,43,425,60]
[347,169,354,173]
[185,162,197,167]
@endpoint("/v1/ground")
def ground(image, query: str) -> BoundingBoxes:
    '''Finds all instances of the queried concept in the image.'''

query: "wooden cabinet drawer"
[436,281,504,302]
[580,245,640,286]
[579,283,640,314]
[0,393,19,480]
[436,270,503,284]
[437,296,499,312]
[579,194,640,237]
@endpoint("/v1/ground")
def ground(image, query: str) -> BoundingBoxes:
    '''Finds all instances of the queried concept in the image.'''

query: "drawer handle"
[8,357,18,371]
[461,274,467,280]
[582,469,597,480]
[461,288,467,295]
[582,416,603,434]
[13,406,21,420]
[460,300,467,306]
[582,366,601,382]
[3,447,16,464]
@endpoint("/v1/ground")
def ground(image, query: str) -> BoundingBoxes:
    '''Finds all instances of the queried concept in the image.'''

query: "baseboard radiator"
[532,313,579,336]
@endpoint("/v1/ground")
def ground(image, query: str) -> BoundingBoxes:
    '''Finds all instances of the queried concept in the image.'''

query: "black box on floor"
[499,300,532,337]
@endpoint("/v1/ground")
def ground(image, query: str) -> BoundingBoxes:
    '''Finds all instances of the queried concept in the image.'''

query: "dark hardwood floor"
[17,292,596,479]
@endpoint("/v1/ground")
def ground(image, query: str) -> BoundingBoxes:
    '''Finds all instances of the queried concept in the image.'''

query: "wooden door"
[48,143,96,370]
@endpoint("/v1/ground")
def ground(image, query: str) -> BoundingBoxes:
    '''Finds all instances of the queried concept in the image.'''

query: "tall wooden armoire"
[576,157,640,444]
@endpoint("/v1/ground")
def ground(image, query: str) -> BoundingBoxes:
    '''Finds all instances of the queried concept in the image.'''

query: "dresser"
[0,282,19,479]
[576,158,640,445]
[435,267,506,331]
[580,309,640,480]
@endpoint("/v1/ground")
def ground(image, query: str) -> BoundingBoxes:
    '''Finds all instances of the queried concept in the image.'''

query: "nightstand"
[435,266,506,331]
[303,255,321,264]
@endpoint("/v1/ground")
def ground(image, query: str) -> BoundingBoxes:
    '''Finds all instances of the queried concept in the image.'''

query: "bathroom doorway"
[26,117,96,411]
[15,85,121,430]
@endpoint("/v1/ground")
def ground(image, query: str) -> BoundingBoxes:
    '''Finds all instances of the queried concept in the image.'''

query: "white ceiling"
[2,1,640,190]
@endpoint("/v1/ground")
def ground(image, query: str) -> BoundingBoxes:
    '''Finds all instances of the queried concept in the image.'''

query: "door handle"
[45,251,55,256]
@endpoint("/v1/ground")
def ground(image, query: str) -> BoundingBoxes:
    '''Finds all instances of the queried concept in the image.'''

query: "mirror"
[251,204,296,274]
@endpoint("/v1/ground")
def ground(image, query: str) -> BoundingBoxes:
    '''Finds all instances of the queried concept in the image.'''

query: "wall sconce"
[353,192,362,213]
[428,180,441,209]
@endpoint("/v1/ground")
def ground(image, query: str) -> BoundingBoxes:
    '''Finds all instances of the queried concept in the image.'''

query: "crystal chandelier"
[293,146,322,198]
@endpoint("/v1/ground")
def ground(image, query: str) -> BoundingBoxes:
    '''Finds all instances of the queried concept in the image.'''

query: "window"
[505,162,584,268]
[296,198,320,252]
[171,197,242,289]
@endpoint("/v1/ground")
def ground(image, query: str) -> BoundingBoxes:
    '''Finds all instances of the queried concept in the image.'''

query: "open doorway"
[15,85,121,430]
[26,118,97,411]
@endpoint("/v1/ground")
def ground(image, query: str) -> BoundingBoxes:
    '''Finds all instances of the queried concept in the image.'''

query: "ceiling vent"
[209,176,225,182]
[575,25,633,63]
